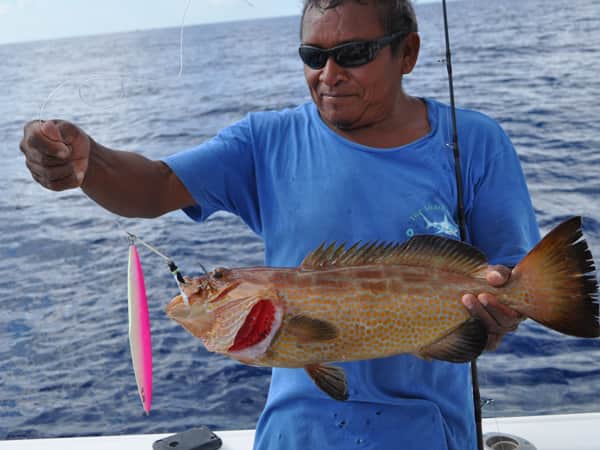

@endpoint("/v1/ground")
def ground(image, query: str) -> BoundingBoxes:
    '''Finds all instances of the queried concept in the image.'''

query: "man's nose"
[319,57,346,86]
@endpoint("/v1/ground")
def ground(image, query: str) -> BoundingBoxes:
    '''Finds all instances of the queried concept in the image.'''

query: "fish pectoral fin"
[287,315,339,343]
[418,318,488,363]
[305,364,348,401]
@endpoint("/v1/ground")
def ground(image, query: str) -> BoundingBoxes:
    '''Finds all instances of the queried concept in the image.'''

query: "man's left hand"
[461,265,525,350]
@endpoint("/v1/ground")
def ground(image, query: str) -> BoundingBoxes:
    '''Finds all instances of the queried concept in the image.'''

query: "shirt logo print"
[418,212,459,237]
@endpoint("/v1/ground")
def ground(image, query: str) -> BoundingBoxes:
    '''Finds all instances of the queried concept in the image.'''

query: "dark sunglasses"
[299,31,408,70]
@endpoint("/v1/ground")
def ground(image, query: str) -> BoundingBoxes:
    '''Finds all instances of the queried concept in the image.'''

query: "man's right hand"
[19,118,194,218]
[20,120,91,191]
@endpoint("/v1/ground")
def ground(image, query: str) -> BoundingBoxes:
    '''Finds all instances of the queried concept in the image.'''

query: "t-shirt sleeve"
[161,116,262,233]
[465,122,540,267]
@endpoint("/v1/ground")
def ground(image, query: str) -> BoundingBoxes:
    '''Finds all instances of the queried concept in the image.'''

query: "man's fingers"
[462,294,503,350]
[462,294,502,333]
[462,293,524,351]
[21,143,71,167]
[32,171,80,191]
[462,264,522,351]
[21,119,89,192]
[26,158,71,181]
[21,130,70,160]
[25,159,80,190]
[486,265,512,286]
[462,294,509,351]
[463,293,523,331]
[478,293,524,328]
[22,121,72,160]
[53,120,81,146]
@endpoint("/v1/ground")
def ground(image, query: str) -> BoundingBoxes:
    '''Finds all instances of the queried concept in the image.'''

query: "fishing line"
[27,0,258,310]
[125,230,193,306]
[28,0,251,226]
[37,0,194,136]
[36,0,256,124]
[481,398,502,434]
[177,0,193,78]
[416,1,456,160]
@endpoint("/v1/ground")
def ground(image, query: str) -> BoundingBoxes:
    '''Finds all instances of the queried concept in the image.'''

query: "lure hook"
[124,231,191,305]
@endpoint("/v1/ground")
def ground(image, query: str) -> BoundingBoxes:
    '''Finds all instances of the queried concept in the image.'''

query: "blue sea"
[1,0,599,440]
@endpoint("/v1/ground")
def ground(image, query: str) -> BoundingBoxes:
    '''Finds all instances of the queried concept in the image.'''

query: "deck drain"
[484,432,537,450]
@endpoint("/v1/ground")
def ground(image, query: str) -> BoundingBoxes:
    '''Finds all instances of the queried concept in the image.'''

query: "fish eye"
[212,267,228,279]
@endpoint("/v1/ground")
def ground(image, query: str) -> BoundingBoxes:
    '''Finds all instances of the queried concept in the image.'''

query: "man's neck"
[326,96,431,149]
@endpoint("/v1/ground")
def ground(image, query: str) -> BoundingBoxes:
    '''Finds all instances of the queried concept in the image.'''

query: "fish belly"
[258,265,484,367]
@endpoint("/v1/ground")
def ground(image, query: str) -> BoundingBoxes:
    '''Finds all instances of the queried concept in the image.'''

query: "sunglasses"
[299,31,408,70]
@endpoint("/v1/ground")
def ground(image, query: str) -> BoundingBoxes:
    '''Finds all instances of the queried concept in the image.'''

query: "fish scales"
[259,265,487,366]
[166,217,599,400]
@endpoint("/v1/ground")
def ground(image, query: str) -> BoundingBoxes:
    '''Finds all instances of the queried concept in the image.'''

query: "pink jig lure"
[128,242,153,415]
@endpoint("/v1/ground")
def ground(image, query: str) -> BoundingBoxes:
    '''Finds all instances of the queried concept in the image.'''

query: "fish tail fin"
[509,216,599,338]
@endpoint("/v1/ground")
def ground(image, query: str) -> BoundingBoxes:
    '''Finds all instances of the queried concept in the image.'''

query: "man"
[20,0,539,448]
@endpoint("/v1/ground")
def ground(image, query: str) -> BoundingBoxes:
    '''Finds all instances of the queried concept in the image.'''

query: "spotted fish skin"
[166,217,599,400]
[255,265,487,366]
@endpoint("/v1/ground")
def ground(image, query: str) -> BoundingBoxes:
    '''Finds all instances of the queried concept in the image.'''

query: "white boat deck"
[0,413,598,450]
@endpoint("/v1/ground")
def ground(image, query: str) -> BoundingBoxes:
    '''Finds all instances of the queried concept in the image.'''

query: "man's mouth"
[320,93,353,98]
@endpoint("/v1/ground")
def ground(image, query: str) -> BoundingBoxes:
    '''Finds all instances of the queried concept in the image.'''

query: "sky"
[0,0,439,45]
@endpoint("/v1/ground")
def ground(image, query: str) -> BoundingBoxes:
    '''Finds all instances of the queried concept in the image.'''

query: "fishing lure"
[127,237,153,415]
[126,231,195,414]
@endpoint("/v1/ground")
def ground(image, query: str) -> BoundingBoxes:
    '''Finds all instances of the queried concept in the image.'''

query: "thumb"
[40,120,80,146]
[54,120,81,146]
[486,265,512,286]
[40,120,63,142]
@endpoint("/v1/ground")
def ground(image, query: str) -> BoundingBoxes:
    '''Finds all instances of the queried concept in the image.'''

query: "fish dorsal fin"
[418,318,488,363]
[301,236,488,277]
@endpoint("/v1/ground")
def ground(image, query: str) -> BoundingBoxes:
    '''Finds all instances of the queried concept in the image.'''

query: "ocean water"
[1,0,599,440]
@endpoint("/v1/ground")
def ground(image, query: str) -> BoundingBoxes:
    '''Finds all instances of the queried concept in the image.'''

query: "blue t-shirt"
[163,98,540,450]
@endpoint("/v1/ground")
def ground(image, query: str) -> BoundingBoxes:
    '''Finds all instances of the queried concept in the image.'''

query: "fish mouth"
[165,294,190,321]
[165,293,215,340]
[165,275,208,321]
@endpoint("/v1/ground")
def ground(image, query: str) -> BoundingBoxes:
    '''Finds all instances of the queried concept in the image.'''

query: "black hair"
[300,0,418,54]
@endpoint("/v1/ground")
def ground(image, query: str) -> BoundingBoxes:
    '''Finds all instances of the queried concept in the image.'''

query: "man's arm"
[20,120,195,218]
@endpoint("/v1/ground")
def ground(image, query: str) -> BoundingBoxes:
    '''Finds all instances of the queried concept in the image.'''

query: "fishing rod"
[440,1,484,450]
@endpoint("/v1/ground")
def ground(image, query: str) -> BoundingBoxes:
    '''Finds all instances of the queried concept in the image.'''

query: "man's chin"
[332,121,356,130]
[321,113,357,131]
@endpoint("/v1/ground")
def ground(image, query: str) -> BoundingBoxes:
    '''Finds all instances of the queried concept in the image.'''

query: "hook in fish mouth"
[165,296,189,319]
[165,279,220,340]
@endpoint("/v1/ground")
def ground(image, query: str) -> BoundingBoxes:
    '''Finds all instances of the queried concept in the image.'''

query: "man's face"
[301,2,408,131]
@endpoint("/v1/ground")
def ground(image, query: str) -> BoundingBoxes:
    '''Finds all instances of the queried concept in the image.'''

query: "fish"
[128,243,153,414]
[166,216,599,401]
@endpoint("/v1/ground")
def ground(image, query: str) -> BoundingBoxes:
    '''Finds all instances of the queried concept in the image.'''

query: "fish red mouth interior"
[228,299,275,352]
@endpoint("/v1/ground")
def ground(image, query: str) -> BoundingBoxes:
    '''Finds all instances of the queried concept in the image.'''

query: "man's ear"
[399,32,420,75]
